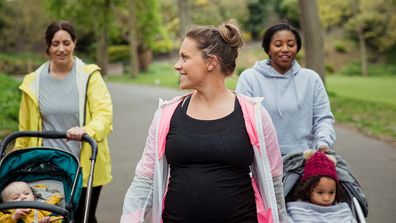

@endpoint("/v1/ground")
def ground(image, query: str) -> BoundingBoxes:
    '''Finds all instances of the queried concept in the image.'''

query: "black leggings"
[74,186,102,223]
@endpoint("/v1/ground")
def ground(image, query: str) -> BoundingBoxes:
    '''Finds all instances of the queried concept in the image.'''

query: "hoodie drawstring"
[273,76,283,117]
[291,68,301,110]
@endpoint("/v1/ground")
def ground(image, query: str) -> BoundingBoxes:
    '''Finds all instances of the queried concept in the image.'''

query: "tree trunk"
[128,0,139,77]
[298,0,326,84]
[178,0,191,39]
[96,0,110,76]
[351,0,368,76]
[96,29,108,76]
[96,0,111,75]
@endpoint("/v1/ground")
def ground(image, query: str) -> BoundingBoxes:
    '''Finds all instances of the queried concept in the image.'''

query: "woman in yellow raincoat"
[15,20,113,223]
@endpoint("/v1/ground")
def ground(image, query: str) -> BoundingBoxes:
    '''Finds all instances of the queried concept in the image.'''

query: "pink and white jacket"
[121,93,287,223]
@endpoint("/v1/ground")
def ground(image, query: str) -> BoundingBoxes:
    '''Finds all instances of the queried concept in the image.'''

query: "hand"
[66,126,87,141]
[318,145,330,153]
[12,208,31,220]
[39,216,51,223]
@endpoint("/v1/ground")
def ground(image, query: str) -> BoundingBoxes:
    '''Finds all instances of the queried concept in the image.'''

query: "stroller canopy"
[0,147,82,211]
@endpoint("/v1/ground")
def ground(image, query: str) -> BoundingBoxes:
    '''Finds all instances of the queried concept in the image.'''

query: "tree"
[178,0,191,39]
[128,0,139,77]
[44,0,119,75]
[298,0,326,83]
[0,0,51,52]
[351,0,368,76]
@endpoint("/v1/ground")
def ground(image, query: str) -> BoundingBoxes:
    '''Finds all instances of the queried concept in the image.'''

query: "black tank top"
[162,96,258,223]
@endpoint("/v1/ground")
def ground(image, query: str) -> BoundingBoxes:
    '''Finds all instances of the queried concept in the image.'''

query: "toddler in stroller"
[0,131,98,223]
[283,150,368,223]
[0,181,63,223]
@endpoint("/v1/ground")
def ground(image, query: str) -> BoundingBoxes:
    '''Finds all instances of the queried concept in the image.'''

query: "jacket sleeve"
[83,71,113,142]
[260,107,287,222]
[236,70,254,97]
[14,92,31,149]
[121,109,160,223]
[312,76,336,149]
[0,211,17,223]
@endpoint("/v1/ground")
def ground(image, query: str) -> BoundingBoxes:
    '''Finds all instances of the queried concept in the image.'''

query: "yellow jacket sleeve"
[82,71,113,142]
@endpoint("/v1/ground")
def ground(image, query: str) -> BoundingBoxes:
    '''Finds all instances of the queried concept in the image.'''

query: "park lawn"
[326,75,396,141]
[326,75,396,107]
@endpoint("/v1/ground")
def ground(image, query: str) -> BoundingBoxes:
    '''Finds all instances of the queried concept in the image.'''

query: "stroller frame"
[0,131,98,223]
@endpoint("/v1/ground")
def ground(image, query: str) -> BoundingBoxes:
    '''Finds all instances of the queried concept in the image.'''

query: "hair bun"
[218,20,243,49]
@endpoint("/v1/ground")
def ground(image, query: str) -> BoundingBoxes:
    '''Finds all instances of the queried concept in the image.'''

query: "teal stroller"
[0,131,98,223]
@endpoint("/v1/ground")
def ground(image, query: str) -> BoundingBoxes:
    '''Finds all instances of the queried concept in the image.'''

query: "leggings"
[74,186,102,223]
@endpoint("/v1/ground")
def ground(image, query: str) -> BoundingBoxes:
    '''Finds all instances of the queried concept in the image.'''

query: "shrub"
[108,45,130,63]
[0,53,45,75]
[334,40,348,53]
[0,74,21,138]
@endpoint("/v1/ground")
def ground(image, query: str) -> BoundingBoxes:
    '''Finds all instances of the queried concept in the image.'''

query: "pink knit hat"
[302,151,338,182]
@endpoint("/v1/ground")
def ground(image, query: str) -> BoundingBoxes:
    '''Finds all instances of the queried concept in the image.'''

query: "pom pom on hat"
[302,150,338,182]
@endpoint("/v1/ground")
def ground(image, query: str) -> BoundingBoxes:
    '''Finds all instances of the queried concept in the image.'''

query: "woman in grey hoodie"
[236,23,335,155]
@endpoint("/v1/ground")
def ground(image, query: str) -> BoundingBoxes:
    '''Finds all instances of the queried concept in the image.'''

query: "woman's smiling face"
[174,37,209,90]
[268,30,298,74]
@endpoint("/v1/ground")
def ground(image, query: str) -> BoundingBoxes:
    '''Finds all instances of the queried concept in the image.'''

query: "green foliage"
[190,0,249,27]
[344,0,396,52]
[325,63,335,74]
[245,0,270,39]
[339,61,396,76]
[108,45,129,63]
[274,0,300,27]
[0,0,52,53]
[0,74,21,138]
[334,40,348,53]
[0,52,46,75]
[318,0,351,30]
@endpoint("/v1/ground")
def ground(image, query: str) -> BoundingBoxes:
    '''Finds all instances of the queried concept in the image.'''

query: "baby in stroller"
[0,181,63,223]
[283,150,368,223]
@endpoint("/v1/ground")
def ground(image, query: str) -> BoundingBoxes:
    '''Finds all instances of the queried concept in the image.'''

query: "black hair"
[261,23,302,56]
[45,20,77,55]
[294,175,346,205]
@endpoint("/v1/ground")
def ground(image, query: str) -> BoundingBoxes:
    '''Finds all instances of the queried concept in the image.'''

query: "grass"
[326,75,396,142]
[326,76,396,107]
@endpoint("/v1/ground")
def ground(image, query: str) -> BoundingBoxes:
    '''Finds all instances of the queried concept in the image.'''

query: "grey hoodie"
[236,59,335,154]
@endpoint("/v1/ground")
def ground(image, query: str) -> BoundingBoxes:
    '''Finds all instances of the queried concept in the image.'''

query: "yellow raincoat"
[15,58,113,187]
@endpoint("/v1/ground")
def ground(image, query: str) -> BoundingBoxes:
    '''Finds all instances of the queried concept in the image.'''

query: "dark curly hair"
[294,175,346,205]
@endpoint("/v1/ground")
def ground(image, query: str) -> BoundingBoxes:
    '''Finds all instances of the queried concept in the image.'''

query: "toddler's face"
[309,177,336,206]
[4,182,35,202]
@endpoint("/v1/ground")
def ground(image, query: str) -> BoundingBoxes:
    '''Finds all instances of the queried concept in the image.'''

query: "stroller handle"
[0,201,69,218]
[0,131,98,161]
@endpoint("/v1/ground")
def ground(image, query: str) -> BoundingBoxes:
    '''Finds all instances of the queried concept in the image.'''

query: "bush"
[334,40,348,53]
[108,45,130,63]
[0,74,21,138]
[0,53,45,75]
[339,61,396,76]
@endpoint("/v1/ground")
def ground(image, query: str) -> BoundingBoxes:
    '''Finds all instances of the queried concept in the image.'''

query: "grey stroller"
[282,150,368,223]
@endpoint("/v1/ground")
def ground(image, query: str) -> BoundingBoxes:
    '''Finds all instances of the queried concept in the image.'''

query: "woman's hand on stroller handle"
[66,126,87,141]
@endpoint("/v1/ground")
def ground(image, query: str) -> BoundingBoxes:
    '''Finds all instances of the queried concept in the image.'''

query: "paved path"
[96,82,396,222]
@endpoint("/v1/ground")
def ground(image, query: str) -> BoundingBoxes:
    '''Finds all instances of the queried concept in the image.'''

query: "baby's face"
[4,182,35,202]
[309,177,336,206]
